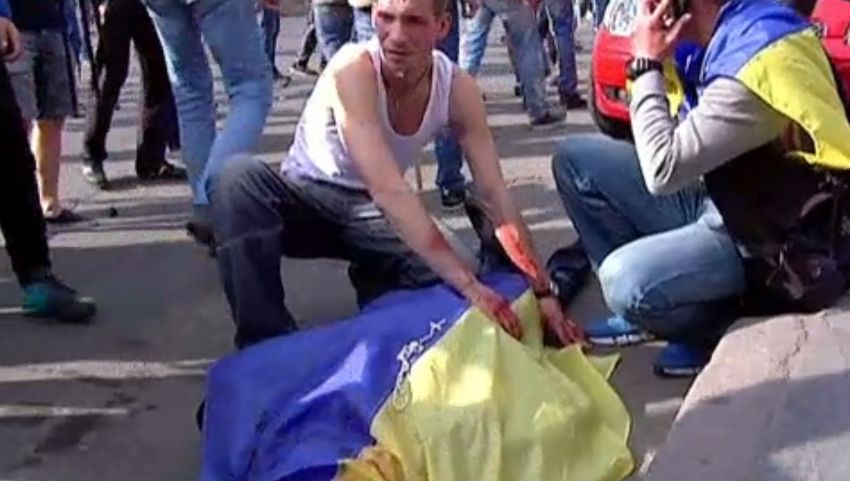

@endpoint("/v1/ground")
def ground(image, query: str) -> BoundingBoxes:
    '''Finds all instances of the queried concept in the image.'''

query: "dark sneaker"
[44,209,85,225]
[440,187,467,211]
[585,315,655,347]
[289,62,319,77]
[530,109,566,126]
[137,162,188,182]
[272,67,285,80]
[22,275,96,324]
[653,343,712,378]
[513,84,522,97]
[546,242,591,308]
[186,220,216,257]
[82,162,110,190]
[464,195,513,272]
[559,92,588,110]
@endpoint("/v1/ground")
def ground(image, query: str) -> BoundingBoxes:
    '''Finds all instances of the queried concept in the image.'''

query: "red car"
[590,0,850,138]
[589,0,634,139]
[811,0,850,95]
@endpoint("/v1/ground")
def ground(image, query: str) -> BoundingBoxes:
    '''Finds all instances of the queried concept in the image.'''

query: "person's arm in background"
[331,50,525,339]
[0,0,22,62]
[449,68,586,346]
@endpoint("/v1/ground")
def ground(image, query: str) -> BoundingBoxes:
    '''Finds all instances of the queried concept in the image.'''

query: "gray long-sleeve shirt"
[630,70,789,195]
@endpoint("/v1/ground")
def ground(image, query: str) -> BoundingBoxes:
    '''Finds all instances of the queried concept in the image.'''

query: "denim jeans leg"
[597,203,745,346]
[261,8,281,68]
[551,133,706,264]
[143,0,216,206]
[352,6,375,42]
[314,4,353,63]
[544,0,578,95]
[593,0,609,27]
[208,157,298,348]
[551,133,745,345]
[491,0,548,118]
[342,197,440,307]
[460,4,495,75]
[195,0,273,199]
[434,0,465,192]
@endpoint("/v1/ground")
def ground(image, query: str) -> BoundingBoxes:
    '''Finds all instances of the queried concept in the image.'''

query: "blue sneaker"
[653,343,712,378]
[22,276,96,324]
[585,315,654,346]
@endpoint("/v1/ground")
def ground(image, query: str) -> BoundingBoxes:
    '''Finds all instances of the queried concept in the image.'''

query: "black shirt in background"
[9,0,65,32]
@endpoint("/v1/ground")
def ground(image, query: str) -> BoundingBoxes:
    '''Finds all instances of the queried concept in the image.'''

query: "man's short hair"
[432,0,449,15]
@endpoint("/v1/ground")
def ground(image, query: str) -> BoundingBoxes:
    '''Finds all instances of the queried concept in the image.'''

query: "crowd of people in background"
[0,0,601,324]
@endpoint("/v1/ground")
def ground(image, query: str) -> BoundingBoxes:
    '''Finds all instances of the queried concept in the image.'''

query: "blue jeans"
[593,0,609,27]
[434,0,465,193]
[209,157,512,348]
[142,0,273,208]
[552,134,746,346]
[260,7,281,69]
[542,0,578,95]
[352,6,375,42]
[461,0,548,119]
[313,3,353,62]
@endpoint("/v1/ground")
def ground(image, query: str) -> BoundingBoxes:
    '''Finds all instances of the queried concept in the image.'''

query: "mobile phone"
[671,0,690,19]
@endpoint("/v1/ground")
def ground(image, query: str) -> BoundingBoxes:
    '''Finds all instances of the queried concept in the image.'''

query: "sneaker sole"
[588,332,655,347]
[23,303,97,324]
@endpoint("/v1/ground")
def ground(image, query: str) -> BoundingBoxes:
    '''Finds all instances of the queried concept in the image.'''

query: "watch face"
[626,59,639,81]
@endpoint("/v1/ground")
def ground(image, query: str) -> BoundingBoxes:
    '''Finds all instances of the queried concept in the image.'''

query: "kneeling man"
[209,0,585,349]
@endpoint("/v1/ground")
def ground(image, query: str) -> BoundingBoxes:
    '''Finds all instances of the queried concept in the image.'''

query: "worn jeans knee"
[208,155,279,243]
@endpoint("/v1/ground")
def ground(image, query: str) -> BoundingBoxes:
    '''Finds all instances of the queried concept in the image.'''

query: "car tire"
[589,73,633,141]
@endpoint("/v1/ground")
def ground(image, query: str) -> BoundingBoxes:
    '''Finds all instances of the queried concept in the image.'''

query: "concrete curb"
[643,300,850,481]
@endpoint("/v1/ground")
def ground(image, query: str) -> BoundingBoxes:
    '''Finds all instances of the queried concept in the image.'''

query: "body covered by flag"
[199,273,634,481]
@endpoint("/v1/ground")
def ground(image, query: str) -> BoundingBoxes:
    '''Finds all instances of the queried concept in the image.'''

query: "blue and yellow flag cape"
[199,274,634,481]
[671,0,850,169]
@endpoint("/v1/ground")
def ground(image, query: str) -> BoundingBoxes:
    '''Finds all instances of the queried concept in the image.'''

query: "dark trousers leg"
[83,0,133,164]
[0,61,52,286]
[209,158,349,348]
[132,0,175,172]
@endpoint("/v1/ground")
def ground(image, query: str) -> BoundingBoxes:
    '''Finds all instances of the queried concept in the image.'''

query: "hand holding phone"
[631,0,691,61]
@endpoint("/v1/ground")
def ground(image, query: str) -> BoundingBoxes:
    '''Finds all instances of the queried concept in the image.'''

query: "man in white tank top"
[207,0,585,350]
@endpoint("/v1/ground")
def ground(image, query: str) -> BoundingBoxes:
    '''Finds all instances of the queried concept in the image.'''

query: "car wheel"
[589,74,633,141]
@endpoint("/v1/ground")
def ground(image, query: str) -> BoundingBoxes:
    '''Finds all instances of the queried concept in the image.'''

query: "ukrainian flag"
[199,274,634,481]
[698,0,850,169]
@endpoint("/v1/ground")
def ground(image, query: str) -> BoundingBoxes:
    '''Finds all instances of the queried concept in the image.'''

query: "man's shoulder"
[326,43,374,77]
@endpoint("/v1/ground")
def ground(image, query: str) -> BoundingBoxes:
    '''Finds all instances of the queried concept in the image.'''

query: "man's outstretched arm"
[330,52,523,338]
[450,70,586,345]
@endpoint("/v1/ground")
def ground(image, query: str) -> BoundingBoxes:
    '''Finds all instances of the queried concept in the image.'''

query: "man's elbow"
[643,166,679,196]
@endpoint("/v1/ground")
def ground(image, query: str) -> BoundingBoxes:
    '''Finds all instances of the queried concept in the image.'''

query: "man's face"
[374,0,450,76]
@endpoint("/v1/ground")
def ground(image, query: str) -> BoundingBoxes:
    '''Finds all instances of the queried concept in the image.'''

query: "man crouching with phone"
[549,0,850,376]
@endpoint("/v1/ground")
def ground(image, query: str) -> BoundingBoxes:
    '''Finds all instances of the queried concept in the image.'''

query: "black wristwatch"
[533,279,560,300]
[626,57,663,81]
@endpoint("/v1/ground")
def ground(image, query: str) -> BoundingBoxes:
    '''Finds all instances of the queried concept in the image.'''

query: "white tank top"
[283,38,455,189]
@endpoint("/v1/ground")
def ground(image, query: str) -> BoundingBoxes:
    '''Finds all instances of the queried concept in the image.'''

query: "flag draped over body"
[199,273,634,481]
